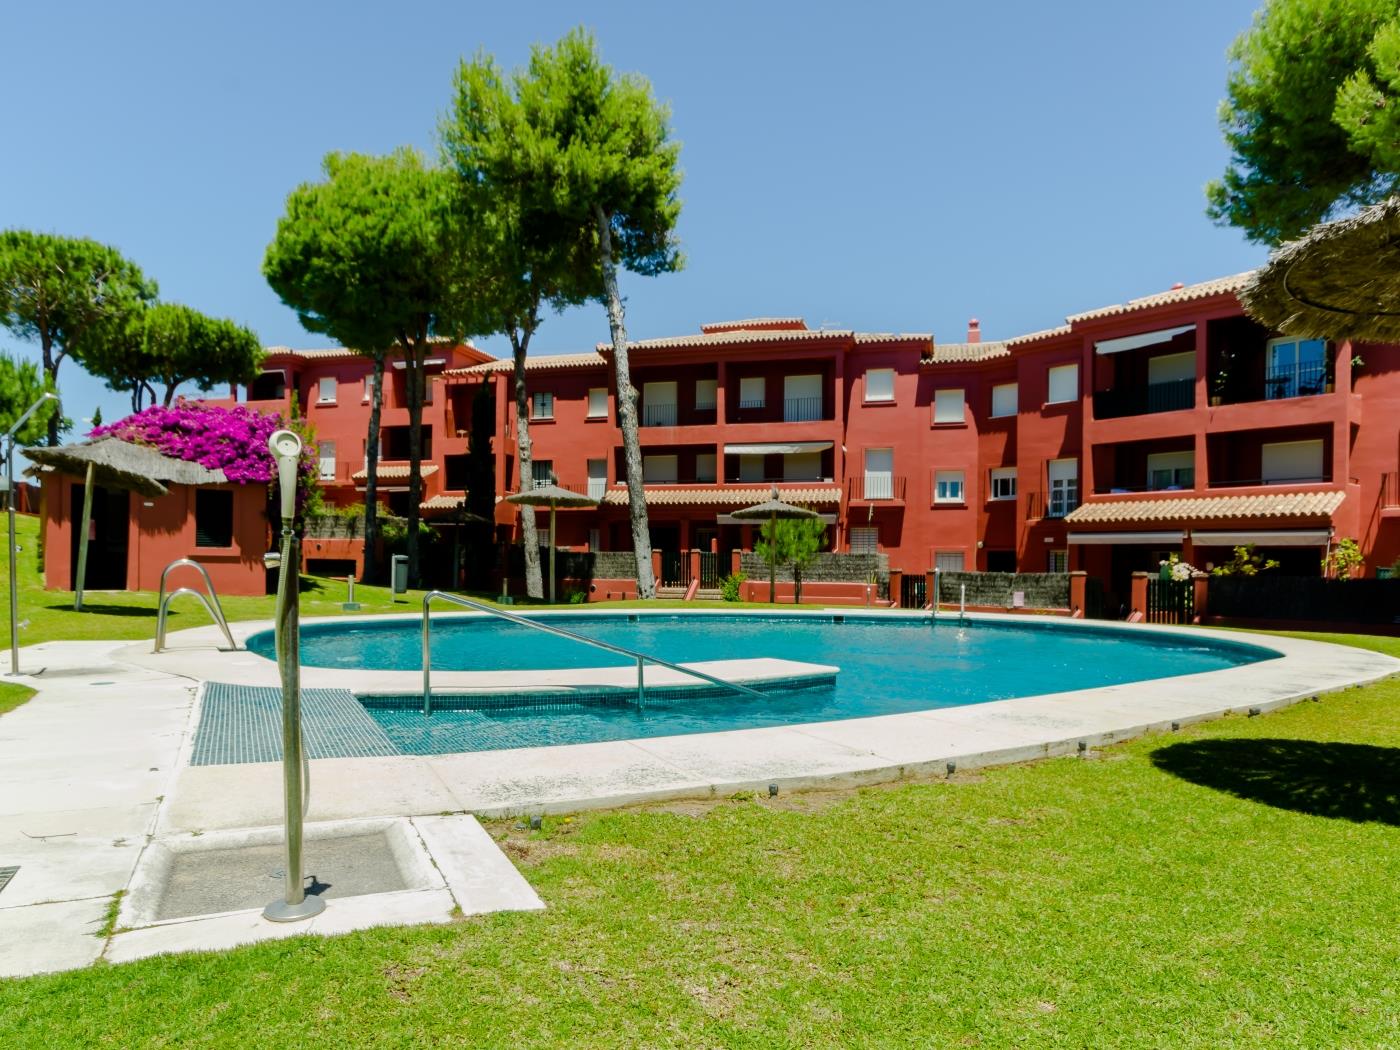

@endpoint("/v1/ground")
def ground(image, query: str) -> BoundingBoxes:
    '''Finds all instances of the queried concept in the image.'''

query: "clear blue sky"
[2,0,1264,430]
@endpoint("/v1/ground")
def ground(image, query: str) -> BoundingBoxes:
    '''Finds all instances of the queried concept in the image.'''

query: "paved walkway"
[3,612,1397,978]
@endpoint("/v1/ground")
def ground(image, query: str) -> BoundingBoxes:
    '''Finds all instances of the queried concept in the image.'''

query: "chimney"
[1170,282,1184,290]
[967,318,981,344]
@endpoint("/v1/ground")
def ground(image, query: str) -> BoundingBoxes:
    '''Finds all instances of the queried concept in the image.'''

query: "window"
[317,376,337,404]
[934,470,965,504]
[1261,439,1325,484]
[1147,351,1195,386]
[695,452,717,483]
[1267,337,1328,398]
[318,440,336,482]
[445,454,469,491]
[933,388,965,424]
[1047,363,1078,404]
[863,448,894,499]
[739,376,766,409]
[588,528,601,553]
[194,489,233,548]
[695,378,717,412]
[530,459,554,488]
[784,374,822,421]
[738,454,764,482]
[381,426,430,460]
[531,391,554,420]
[783,451,821,481]
[587,387,608,419]
[643,381,678,426]
[865,368,895,403]
[362,375,373,402]
[250,371,286,400]
[1047,458,1079,517]
[934,551,965,573]
[991,382,1017,418]
[1146,451,1194,490]
[423,377,433,405]
[1047,549,1069,573]
[850,526,879,553]
[642,454,678,484]
[990,467,1017,501]
[587,458,608,499]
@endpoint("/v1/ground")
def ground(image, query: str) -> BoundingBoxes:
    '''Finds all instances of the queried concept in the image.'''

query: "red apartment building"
[218,272,1400,609]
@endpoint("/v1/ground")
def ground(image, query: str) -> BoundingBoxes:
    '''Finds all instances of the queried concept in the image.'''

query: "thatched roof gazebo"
[504,483,599,603]
[1241,196,1400,342]
[730,486,820,603]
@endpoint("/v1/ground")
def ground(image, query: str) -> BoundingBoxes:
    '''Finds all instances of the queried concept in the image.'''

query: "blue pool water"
[244,614,1278,754]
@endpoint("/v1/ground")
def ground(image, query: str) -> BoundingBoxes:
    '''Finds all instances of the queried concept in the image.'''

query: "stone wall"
[934,571,1069,609]
[739,552,889,585]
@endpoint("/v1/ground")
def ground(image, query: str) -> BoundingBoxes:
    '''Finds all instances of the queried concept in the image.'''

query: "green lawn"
[2,630,1398,1045]
[0,682,34,717]
[0,512,771,647]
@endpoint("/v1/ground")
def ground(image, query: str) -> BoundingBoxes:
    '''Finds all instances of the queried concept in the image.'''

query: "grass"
[1,633,1398,1045]
[0,512,774,647]
[0,681,34,717]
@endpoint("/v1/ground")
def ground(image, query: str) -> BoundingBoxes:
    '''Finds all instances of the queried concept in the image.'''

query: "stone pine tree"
[0,231,156,444]
[441,51,594,600]
[443,29,683,598]
[0,350,61,445]
[265,149,479,584]
[1207,0,1400,244]
[86,302,263,410]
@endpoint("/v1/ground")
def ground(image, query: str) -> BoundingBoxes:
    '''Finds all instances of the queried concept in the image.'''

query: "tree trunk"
[41,331,60,447]
[594,203,655,598]
[509,329,544,600]
[404,334,426,586]
[362,354,386,584]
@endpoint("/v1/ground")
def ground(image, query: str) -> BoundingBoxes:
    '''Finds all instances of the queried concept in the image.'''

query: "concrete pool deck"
[2,609,1396,976]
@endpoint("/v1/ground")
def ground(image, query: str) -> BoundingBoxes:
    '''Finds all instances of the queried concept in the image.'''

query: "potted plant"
[1210,343,1235,406]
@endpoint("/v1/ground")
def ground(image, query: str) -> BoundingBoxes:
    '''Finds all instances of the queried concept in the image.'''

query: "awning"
[1191,529,1331,547]
[724,441,833,456]
[1094,324,1194,355]
[1069,530,1185,545]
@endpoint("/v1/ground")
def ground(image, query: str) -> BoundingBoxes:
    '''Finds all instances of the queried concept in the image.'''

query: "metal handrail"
[421,591,766,715]
[154,558,237,653]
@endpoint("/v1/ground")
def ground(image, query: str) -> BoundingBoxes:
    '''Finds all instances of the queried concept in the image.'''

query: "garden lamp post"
[262,428,324,923]
[6,392,57,676]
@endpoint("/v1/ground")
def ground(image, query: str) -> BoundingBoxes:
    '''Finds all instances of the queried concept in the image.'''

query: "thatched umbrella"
[731,486,819,603]
[504,483,599,603]
[1241,196,1400,342]
[24,437,227,610]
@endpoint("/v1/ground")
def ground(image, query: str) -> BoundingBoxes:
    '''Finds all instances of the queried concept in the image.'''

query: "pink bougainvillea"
[92,399,317,492]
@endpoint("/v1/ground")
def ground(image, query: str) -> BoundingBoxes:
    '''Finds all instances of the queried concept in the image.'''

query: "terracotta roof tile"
[700,318,807,333]
[599,485,841,507]
[921,341,1010,365]
[1006,325,1074,347]
[1064,489,1344,525]
[608,329,854,353]
[445,352,605,376]
[350,463,439,482]
[1066,272,1254,324]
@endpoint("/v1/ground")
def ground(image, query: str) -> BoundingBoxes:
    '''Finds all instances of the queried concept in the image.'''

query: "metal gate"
[900,574,927,609]
[659,551,690,588]
[1146,578,1194,624]
[698,551,721,589]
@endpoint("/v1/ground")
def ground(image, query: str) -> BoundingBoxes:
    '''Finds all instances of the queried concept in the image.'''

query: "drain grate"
[0,866,18,896]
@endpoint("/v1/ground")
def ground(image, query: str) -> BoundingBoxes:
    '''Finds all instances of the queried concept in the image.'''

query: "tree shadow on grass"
[42,602,158,618]
[1150,738,1400,826]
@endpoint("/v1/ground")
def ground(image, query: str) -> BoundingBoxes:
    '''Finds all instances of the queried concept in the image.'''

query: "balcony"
[642,403,678,427]
[783,397,825,422]
[1093,377,1194,420]
[846,475,907,502]
[1207,473,1331,489]
[1262,360,1329,401]
[1025,489,1080,520]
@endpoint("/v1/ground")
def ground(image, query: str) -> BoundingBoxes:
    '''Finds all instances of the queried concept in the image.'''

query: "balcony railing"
[1265,360,1329,400]
[736,399,766,411]
[725,475,828,485]
[642,403,678,427]
[1208,473,1330,489]
[783,396,825,422]
[1092,377,1195,420]
[846,475,907,501]
[587,477,607,500]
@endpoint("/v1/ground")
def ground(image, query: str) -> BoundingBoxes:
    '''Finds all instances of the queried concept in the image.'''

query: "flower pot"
[1209,395,1222,407]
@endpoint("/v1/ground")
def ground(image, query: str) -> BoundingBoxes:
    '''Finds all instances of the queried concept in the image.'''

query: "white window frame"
[934,551,965,573]
[863,448,894,500]
[990,467,1017,501]
[1266,337,1328,399]
[990,382,1018,419]
[318,440,336,481]
[933,388,965,425]
[1047,458,1079,518]
[1046,363,1078,405]
[587,458,608,500]
[934,470,965,504]
[362,375,373,402]
[1047,549,1068,573]
[865,368,895,403]
[531,459,554,488]
[739,376,766,409]
[587,387,608,419]
[317,376,337,404]
[531,391,554,420]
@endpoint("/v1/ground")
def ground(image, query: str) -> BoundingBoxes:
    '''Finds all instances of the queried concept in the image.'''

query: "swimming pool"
[244,613,1279,754]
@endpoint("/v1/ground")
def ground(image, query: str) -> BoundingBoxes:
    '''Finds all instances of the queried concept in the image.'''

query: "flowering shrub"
[1159,553,1206,581]
[93,399,317,498]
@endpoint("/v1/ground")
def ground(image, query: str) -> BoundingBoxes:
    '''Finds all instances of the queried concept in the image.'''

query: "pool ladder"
[153,558,238,653]
[420,591,766,716]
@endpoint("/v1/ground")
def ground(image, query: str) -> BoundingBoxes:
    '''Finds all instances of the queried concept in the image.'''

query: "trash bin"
[390,554,409,597]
